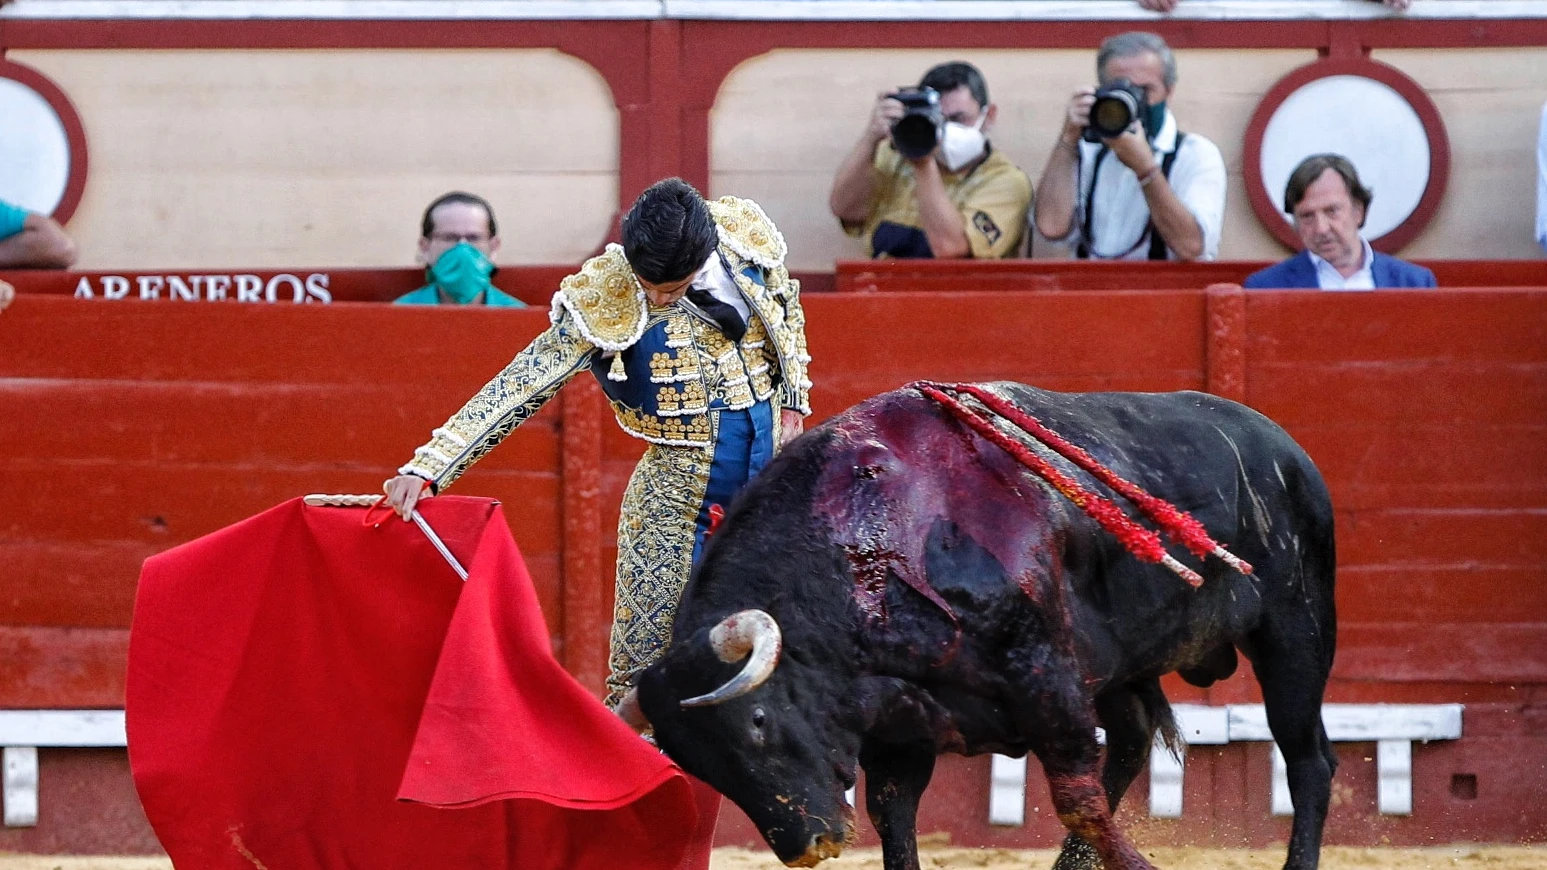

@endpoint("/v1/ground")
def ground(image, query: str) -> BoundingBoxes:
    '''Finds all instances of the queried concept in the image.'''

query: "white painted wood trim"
[988,753,1027,826]
[666,1,1547,22]
[1377,738,1414,815]
[1227,704,1463,742]
[1147,703,1461,819]
[2,747,39,827]
[1271,744,1293,816]
[1149,738,1186,819]
[1173,704,1230,745]
[5,0,1547,21]
[0,710,127,748]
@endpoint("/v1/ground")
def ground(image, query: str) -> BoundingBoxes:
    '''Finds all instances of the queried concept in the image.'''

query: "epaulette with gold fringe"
[549,244,648,352]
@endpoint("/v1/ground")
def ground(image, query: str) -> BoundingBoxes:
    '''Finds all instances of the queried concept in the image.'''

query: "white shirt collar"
[1307,236,1375,291]
[1150,108,1179,154]
[688,251,750,321]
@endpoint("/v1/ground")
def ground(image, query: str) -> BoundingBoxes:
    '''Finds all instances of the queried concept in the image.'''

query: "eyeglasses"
[428,232,491,245]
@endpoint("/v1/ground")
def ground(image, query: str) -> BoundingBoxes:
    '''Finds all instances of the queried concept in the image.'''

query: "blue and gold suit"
[399,197,812,704]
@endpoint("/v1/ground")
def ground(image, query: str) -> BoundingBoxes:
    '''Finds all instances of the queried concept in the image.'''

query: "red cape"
[128,495,710,869]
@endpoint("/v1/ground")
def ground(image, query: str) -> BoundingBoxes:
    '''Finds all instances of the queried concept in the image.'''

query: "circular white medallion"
[0,75,73,215]
[1258,74,1430,240]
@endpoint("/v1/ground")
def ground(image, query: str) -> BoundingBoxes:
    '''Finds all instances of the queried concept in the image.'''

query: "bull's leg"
[859,741,935,870]
[1248,618,1336,870]
[1051,680,1168,870]
[1019,684,1155,870]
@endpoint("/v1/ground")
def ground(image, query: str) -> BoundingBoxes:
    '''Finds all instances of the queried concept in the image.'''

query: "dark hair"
[920,61,989,109]
[1097,31,1178,90]
[1283,154,1373,226]
[421,191,498,239]
[621,177,718,284]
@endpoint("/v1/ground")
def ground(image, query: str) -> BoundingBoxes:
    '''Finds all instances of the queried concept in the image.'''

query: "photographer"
[829,61,1031,259]
[1033,32,1225,261]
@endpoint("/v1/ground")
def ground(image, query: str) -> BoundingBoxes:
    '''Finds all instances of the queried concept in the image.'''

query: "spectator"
[1244,154,1435,290]
[394,191,524,306]
[1536,100,1547,255]
[1033,31,1225,262]
[829,61,1031,259]
[0,199,79,269]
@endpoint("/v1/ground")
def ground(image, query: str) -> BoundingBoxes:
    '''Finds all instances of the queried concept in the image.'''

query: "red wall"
[0,287,1543,852]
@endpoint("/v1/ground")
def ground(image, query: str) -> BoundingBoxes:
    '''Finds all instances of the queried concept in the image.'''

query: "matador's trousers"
[604,401,776,706]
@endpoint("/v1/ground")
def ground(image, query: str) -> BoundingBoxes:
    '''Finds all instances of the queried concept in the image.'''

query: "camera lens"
[1090,96,1135,137]
[892,114,940,160]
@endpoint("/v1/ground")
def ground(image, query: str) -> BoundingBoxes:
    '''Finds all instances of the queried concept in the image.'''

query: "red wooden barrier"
[835,259,1547,293]
[0,288,1542,852]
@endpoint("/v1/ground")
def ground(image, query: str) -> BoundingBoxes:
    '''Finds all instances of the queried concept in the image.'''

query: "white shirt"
[688,251,749,323]
[1535,100,1547,254]
[1308,236,1375,291]
[1070,110,1226,261]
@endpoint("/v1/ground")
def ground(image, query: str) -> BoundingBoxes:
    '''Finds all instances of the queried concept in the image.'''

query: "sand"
[3,845,1543,870]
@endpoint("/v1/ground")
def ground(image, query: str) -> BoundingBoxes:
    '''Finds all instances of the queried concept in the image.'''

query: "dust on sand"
[3,845,1542,870]
[708,843,1547,870]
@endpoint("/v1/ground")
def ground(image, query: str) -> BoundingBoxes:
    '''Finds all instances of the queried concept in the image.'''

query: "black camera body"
[1082,78,1148,143]
[889,87,944,159]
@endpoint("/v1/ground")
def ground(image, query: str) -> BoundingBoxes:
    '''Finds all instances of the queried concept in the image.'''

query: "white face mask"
[938,112,988,172]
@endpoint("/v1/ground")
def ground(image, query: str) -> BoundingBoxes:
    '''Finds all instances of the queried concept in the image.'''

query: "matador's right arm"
[398,310,597,492]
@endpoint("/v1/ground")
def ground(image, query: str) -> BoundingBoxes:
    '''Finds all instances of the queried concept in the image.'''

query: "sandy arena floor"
[2,845,1543,870]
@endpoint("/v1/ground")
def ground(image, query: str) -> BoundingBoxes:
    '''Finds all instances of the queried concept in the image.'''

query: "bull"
[637,382,1337,870]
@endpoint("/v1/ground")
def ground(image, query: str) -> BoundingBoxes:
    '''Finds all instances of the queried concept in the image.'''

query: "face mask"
[428,242,495,304]
[938,112,988,172]
[1142,101,1167,141]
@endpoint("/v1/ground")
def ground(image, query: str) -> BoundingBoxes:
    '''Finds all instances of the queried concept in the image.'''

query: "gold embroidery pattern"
[613,402,714,445]
[708,196,787,269]
[720,253,811,414]
[648,349,699,384]
[401,312,597,489]
[604,441,714,705]
[655,381,709,416]
[553,245,648,350]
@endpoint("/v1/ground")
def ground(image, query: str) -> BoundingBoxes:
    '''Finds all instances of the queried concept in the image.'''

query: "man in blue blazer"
[1244,154,1436,290]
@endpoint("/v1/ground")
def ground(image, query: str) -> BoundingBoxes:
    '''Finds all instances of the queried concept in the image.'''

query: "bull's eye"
[749,706,767,748]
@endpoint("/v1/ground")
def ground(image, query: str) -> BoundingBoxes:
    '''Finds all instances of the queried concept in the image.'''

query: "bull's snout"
[783,803,856,868]
[785,832,845,868]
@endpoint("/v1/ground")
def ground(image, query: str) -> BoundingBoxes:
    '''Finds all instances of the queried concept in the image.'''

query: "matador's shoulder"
[550,243,649,351]
[709,196,787,270]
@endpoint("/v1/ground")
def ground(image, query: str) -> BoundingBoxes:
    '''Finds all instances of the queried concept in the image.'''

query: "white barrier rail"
[988,703,1464,826]
[0,710,127,827]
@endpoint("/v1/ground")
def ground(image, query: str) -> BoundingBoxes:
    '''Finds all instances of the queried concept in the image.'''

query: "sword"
[303,493,469,582]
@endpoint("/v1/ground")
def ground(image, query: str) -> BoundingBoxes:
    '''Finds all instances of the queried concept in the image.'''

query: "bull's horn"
[679,609,783,708]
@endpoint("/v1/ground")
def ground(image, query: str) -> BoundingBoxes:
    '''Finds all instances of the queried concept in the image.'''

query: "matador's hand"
[382,474,431,520]
[0,280,14,313]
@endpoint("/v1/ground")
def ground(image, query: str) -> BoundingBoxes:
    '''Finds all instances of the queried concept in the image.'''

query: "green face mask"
[1142,101,1167,141]
[428,242,495,304]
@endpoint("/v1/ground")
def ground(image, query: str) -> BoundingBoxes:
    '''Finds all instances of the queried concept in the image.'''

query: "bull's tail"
[1137,681,1185,761]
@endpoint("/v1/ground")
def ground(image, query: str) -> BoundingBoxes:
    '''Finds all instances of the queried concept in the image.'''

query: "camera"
[1082,78,1148,143]
[889,87,944,159]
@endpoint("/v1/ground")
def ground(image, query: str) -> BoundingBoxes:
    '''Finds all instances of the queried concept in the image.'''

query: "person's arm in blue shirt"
[0,201,79,269]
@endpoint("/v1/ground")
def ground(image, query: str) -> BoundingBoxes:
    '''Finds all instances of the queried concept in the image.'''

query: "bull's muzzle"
[679,609,782,707]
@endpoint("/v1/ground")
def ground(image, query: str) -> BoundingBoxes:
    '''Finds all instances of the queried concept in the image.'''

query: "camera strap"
[1077,132,1186,261]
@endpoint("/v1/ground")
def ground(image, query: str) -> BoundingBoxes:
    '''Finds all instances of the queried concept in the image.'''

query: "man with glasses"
[394,191,525,306]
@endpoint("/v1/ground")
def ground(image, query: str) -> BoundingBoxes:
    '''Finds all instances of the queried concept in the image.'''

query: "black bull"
[638,383,1337,870]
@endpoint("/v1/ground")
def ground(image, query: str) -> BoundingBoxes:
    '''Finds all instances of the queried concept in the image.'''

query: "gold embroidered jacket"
[399,196,813,492]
